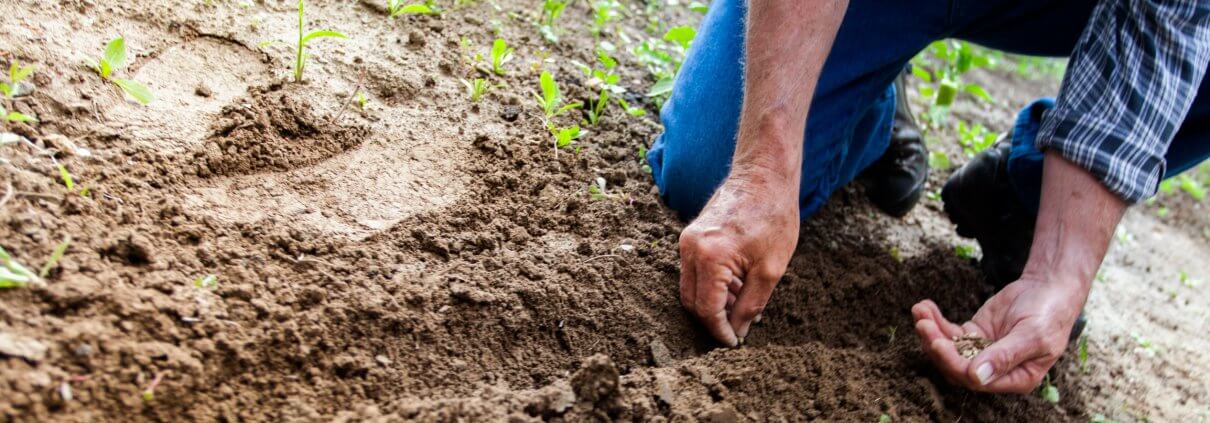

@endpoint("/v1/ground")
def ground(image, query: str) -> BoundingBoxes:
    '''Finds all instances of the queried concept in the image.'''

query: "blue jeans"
[647,0,1210,220]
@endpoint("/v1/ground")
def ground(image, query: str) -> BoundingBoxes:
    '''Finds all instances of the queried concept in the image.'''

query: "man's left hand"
[911,276,1087,393]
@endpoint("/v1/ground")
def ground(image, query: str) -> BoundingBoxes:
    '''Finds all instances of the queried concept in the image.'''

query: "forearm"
[732,0,847,187]
[1021,152,1127,293]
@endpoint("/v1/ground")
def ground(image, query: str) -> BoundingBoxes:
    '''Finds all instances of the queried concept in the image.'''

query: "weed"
[533,70,581,119]
[954,244,978,260]
[388,0,440,17]
[461,78,491,102]
[538,0,570,43]
[1077,335,1089,373]
[294,0,347,82]
[490,38,514,75]
[956,120,997,157]
[2,60,35,99]
[194,274,218,290]
[551,124,583,151]
[90,37,154,105]
[1,246,40,288]
[583,49,622,126]
[1038,374,1060,404]
[591,0,621,37]
[615,97,647,117]
[39,237,71,278]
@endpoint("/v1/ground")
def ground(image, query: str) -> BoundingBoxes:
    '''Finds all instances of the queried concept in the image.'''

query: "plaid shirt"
[1036,0,1210,203]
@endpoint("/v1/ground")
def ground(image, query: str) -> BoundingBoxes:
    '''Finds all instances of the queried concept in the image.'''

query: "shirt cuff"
[1034,108,1167,204]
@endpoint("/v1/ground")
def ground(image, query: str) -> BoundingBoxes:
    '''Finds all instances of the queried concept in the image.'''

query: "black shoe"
[862,73,929,218]
[941,136,1086,342]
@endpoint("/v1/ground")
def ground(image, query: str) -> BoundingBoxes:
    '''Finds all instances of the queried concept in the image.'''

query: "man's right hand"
[678,172,799,347]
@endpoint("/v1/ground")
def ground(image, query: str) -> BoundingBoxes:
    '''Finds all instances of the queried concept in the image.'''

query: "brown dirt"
[1,1,1206,422]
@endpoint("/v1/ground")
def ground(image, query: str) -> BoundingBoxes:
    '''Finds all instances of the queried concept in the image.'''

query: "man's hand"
[915,152,1126,392]
[911,277,1084,392]
[679,174,799,347]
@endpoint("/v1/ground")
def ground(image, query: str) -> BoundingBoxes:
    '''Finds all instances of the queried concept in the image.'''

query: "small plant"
[2,60,35,99]
[55,163,88,197]
[1132,333,1157,357]
[533,70,581,119]
[91,37,155,105]
[194,274,218,290]
[1077,335,1089,373]
[591,0,621,37]
[39,237,71,278]
[878,414,892,423]
[956,120,997,157]
[141,373,164,402]
[461,78,491,102]
[637,145,652,173]
[490,38,514,76]
[584,50,622,126]
[294,0,347,82]
[356,91,369,109]
[615,97,647,117]
[1178,271,1202,288]
[588,176,608,200]
[1177,174,1206,201]
[538,0,570,43]
[1038,374,1060,404]
[954,244,978,260]
[551,124,583,151]
[884,325,898,343]
[1,246,40,288]
[388,0,440,17]
[928,150,951,170]
[1,104,36,124]
[663,26,696,51]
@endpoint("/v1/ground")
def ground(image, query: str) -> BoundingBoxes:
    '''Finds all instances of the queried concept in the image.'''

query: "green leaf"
[688,1,708,12]
[10,62,35,84]
[301,30,347,44]
[0,82,11,98]
[98,59,113,79]
[646,76,673,97]
[663,25,696,50]
[392,4,433,16]
[928,151,951,170]
[112,78,154,105]
[1178,175,1206,201]
[39,237,71,278]
[879,414,892,423]
[954,244,977,260]
[963,83,993,102]
[57,164,75,191]
[539,70,559,111]
[1039,384,1059,404]
[104,37,127,71]
[935,80,958,106]
[5,111,37,123]
[910,66,932,83]
[1077,336,1089,372]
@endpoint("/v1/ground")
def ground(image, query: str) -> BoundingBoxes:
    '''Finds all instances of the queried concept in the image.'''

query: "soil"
[953,334,990,360]
[1,1,1207,422]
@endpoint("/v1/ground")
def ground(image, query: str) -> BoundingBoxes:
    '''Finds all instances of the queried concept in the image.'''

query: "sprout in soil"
[615,97,646,118]
[550,124,583,153]
[461,78,491,102]
[1,246,41,288]
[533,70,581,120]
[294,0,347,82]
[55,162,88,197]
[1038,374,1060,404]
[538,0,570,43]
[583,49,622,126]
[1,104,37,124]
[39,236,71,278]
[388,0,440,17]
[1077,335,1089,373]
[588,177,608,201]
[490,38,514,76]
[591,0,621,37]
[2,60,35,99]
[91,37,155,105]
[954,244,978,260]
[194,274,218,290]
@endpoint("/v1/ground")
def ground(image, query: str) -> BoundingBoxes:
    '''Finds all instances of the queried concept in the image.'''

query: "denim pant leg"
[1008,73,1210,211]
[646,0,944,221]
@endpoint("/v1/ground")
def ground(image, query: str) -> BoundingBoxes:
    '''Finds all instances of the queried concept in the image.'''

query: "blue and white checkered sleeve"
[1035,0,1210,203]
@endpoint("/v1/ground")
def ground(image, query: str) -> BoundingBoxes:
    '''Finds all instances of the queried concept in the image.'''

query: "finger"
[729,263,781,340]
[911,300,964,338]
[726,292,736,309]
[728,276,743,295]
[679,253,697,313]
[694,261,738,347]
[922,330,972,385]
[968,329,1051,392]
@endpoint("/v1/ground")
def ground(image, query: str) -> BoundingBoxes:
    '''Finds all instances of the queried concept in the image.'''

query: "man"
[647,0,1209,394]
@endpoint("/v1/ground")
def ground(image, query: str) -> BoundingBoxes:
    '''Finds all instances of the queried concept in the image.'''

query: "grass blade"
[112,78,155,105]
[39,237,71,278]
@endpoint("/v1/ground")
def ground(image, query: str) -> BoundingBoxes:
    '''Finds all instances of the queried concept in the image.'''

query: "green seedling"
[1077,335,1089,373]
[588,177,608,201]
[461,78,491,102]
[1038,375,1060,404]
[584,50,622,126]
[141,373,163,402]
[39,237,71,278]
[490,38,514,75]
[956,120,997,157]
[884,325,898,343]
[1,246,41,288]
[663,26,696,51]
[294,0,347,82]
[356,91,368,109]
[1,104,37,124]
[954,244,977,260]
[533,70,581,119]
[551,124,583,151]
[637,145,652,173]
[538,0,570,43]
[591,0,621,36]
[910,40,996,126]
[688,1,708,12]
[91,37,154,105]
[2,60,35,98]
[878,414,892,423]
[194,274,218,290]
[1131,333,1157,357]
[1177,174,1206,201]
[388,0,440,17]
[1178,271,1202,288]
[615,97,647,117]
[928,150,951,170]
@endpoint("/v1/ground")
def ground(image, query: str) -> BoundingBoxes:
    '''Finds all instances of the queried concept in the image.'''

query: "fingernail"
[975,362,994,385]
[753,314,763,323]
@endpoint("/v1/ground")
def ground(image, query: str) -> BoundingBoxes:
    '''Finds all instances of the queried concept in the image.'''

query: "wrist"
[732,110,804,188]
